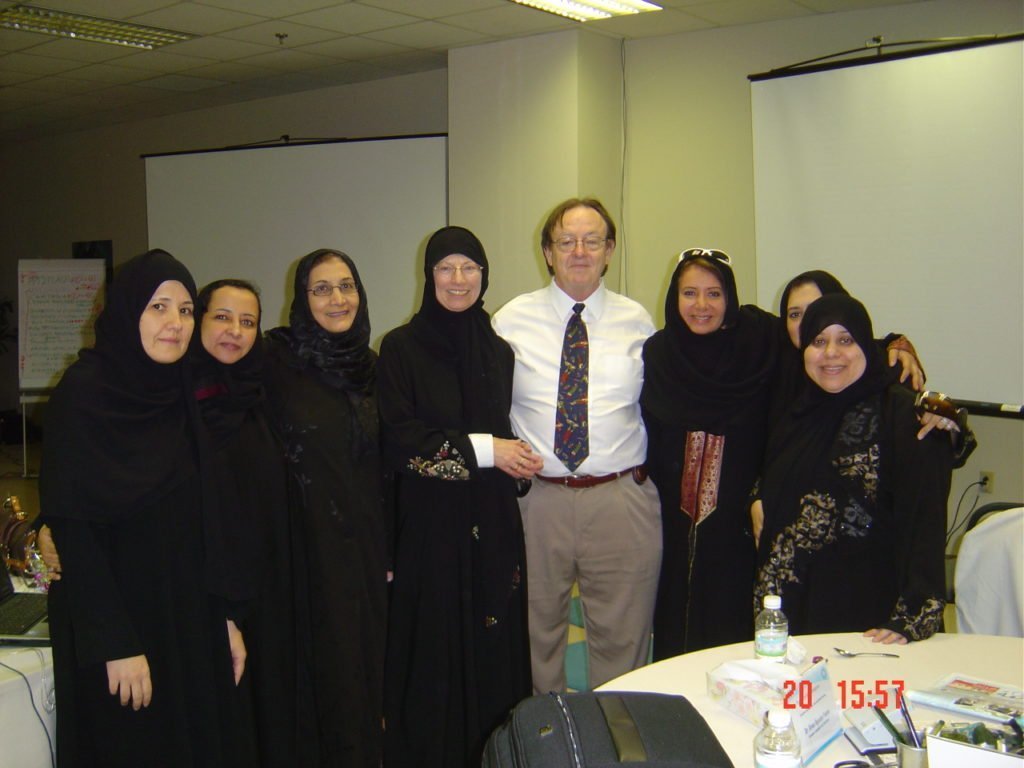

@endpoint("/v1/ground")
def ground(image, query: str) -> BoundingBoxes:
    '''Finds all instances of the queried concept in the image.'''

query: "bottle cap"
[764,595,781,610]
[768,709,792,728]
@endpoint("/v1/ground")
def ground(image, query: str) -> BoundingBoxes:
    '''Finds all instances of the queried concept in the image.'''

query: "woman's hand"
[37,525,61,580]
[916,411,960,440]
[750,500,764,549]
[887,346,925,391]
[494,438,544,480]
[226,619,246,685]
[863,628,908,645]
[106,655,152,710]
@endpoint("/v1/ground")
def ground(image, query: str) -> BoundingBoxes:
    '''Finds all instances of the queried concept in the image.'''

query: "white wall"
[0,68,448,411]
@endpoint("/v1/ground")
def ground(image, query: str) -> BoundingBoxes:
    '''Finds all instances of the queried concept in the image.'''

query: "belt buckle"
[563,474,583,487]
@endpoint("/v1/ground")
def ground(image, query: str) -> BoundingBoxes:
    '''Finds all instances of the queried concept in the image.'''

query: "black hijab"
[641,253,778,434]
[760,294,895,555]
[777,270,849,322]
[40,249,197,524]
[408,225,511,435]
[191,280,266,448]
[266,249,374,394]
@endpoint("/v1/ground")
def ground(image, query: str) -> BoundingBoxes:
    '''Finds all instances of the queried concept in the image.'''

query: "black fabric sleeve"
[377,331,478,479]
[880,387,950,640]
[48,517,143,666]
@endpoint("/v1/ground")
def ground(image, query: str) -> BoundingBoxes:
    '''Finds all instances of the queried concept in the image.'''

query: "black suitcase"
[482,691,736,767]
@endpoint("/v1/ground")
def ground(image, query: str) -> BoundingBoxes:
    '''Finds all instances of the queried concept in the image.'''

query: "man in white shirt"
[493,198,661,692]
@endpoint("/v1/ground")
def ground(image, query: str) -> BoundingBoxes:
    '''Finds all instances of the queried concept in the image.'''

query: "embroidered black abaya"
[192,282,292,768]
[263,250,387,768]
[380,227,531,767]
[40,250,246,768]
[641,254,779,657]
[756,294,948,640]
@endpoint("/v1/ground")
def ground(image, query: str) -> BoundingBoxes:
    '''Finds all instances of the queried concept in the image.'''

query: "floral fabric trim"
[407,440,469,480]
[679,431,724,525]
[889,596,945,641]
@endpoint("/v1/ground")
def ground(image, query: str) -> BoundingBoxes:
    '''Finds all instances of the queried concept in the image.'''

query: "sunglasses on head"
[678,247,732,265]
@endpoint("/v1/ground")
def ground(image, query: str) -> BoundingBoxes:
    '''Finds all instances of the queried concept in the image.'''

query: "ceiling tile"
[298,35,411,59]
[8,37,138,63]
[682,0,812,25]
[58,62,159,84]
[364,20,488,49]
[0,28,54,52]
[360,0,504,18]
[131,2,268,35]
[110,50,217,73]
[16,74,108,94]
[0,85,61,108]
[287,3,420,34]
[179,59,280,81]
[163,35,276,59]
[1,51,83,75]
[219,19,343,47]
[237,47,334,71]
[196,0,338,16]
[369,48,447,74]
[138,72,228,91]
[442,4,574,36]
[35,0,185,20]
[591,7,713,36]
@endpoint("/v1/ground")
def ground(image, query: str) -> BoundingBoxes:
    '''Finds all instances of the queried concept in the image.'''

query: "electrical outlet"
[979,471,994,494]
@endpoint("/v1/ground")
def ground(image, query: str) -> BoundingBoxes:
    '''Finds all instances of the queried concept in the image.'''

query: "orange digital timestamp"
[837,679,906,710]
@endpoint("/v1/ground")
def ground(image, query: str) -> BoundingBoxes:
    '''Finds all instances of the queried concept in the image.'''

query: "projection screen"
[146,135,447,347]
[751,38,1022,406]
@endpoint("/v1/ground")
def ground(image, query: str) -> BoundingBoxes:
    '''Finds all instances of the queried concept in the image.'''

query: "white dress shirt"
[493,281,655,477]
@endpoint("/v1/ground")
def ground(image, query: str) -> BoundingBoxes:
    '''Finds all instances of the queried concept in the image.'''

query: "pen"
[898,694,921,748]
[872,705,904,746]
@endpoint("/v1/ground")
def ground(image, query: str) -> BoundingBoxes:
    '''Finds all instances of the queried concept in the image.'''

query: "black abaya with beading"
[380,227,531,768]
[263,250,387,768]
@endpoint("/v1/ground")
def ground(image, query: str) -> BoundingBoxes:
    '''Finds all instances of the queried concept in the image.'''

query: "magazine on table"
[906,674,1023,724]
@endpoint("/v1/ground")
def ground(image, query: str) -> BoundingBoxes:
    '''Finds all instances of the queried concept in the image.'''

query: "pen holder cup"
[897,733,928,768]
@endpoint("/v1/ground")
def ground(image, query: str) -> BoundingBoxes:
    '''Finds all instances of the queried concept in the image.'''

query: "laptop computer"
[0,557,49,646]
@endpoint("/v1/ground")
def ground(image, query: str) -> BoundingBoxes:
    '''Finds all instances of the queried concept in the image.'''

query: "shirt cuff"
[468,433,494,468]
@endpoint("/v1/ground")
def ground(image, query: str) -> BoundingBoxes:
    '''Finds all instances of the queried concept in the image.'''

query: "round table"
[597,632,1024,767]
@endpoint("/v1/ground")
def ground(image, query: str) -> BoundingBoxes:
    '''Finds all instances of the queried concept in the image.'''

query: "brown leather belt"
[535,466,646,489]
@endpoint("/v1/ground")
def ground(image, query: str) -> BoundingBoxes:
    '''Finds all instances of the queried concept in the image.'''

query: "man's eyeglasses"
[552,236,609,254]
[433,264,484,278]
[678,247,732,265]
[308,281,358,297]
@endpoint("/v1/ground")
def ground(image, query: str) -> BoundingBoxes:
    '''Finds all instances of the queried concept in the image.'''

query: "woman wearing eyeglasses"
[263,249,387,768]
[641,249,780,657]
[378,227,538,767]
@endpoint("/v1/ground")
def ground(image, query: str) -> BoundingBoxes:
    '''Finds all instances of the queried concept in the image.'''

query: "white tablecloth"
[0,646,55,768]
[598,632,1024,767]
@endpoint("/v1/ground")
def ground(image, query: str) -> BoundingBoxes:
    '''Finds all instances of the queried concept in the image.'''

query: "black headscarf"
[641,253,778,434]
[777,270,849,322]
[408,226,510,434]
[760,294,896,557]
[266,249,374,394]
[191,280,266,448]
[40,249,197,524]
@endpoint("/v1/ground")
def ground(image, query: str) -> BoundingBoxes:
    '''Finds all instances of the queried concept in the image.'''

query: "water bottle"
[754,708,803,767]
[754,594,788,662]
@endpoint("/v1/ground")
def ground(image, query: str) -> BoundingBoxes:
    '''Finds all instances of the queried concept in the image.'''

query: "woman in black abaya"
[380,226,536,767]
[755,294,949,642]
[264,250,387,768]
[40,249,247,767]
[192,279,292,767]
[641,249,779,657]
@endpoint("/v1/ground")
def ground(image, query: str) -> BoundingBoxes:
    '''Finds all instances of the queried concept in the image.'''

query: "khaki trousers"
[519,474,662,692]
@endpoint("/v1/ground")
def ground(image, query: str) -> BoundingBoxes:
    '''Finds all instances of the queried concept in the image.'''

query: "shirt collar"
[547,280,606,323]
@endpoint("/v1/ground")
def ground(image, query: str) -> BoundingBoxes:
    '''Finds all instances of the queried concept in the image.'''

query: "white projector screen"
[146,135,447,347]
[752,39,1023,407]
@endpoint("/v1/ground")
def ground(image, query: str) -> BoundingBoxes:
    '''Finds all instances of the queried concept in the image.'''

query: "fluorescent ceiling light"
[0,4,196,50]
[509,0,662,23]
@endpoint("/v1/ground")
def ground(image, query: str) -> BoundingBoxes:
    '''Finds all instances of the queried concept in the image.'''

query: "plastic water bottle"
[754,708,803,767]
[754,594,788,662]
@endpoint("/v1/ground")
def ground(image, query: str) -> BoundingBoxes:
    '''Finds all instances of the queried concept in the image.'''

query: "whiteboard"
[145,136,448,347]
[752,39,1023,406]
[18,259,105,390]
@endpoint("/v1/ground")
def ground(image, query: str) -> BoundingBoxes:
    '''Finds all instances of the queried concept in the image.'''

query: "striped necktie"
[555,303,589,472]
